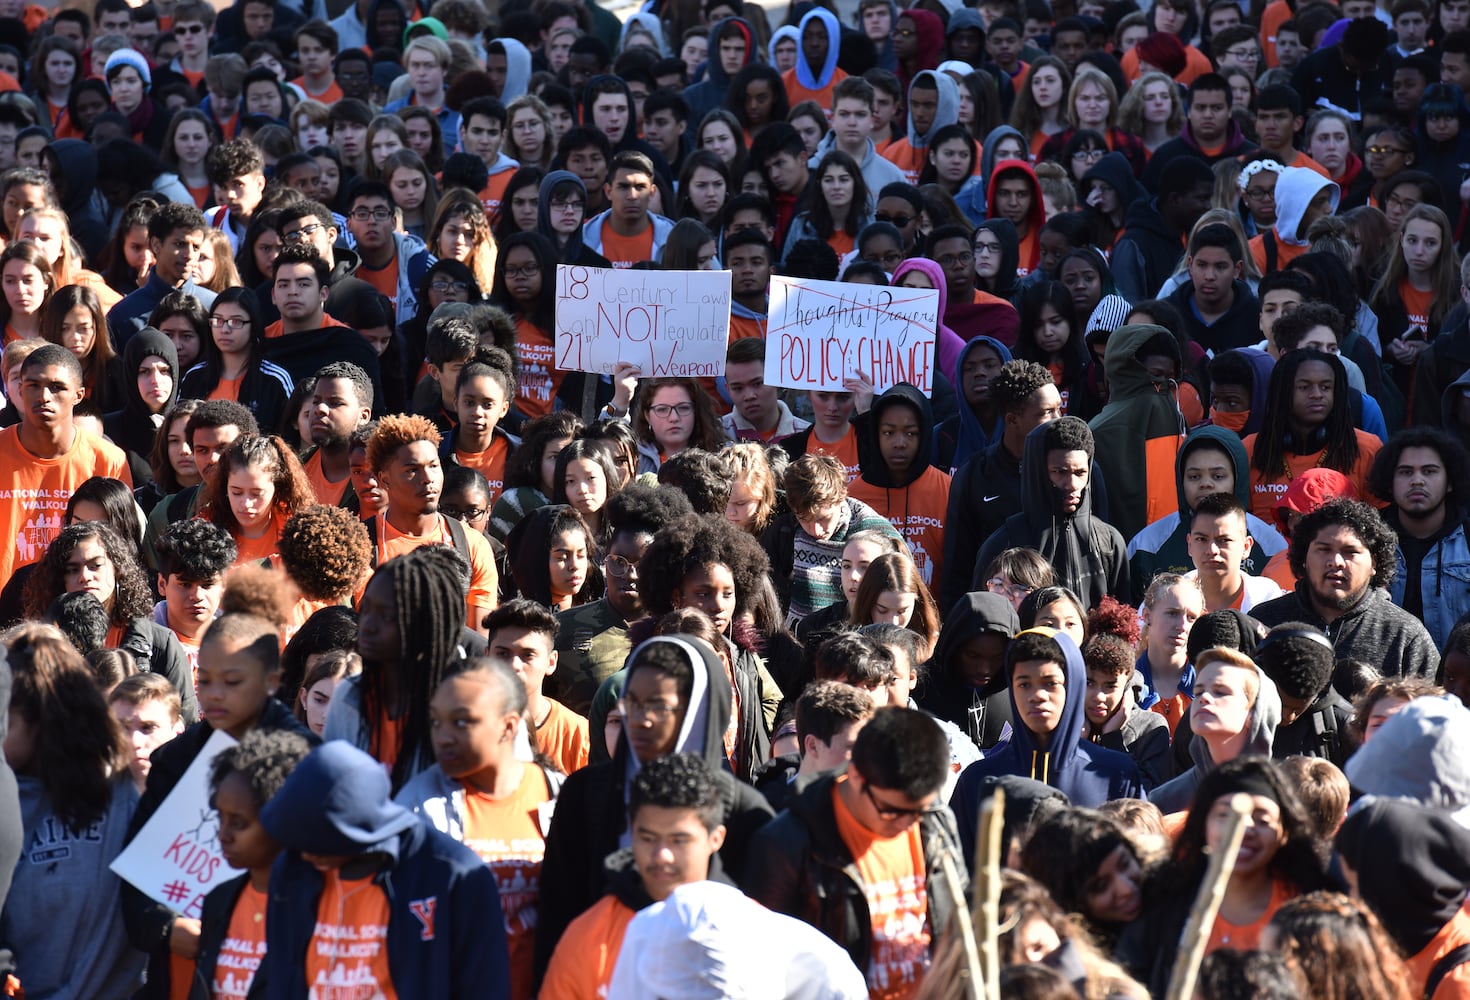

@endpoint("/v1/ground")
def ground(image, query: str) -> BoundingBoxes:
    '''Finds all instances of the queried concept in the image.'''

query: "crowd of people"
[0,0,1468,994]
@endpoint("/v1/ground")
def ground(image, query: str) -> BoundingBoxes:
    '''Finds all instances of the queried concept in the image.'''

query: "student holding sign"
[0,624,146,1000]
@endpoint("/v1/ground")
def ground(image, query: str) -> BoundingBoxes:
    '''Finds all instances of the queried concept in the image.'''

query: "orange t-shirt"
[186,182,211,210]
[884,139,925,185]
[230,511,285,567]
[1400,281,1434,335]
[358,255,400,311]
[1150,692,1192,737]
[849,465,952,586]
[292,76,343,104]
[827,229,855,259]
[304,871,398,999]
[1263,549,1297,591]
[539,893,637,999]
[1249,233,1309,274]
[514,316,560,420]
[809,425,861,483]
[265,313,350,339]
[1205,878,1293,954]
[599,219,654,269]
[780,66,848,114]
[537,698,590,775]
[1016,228,1038,276]
[729,313,766,342]
[1242,429,1382,523]
[212,882,267,999]
[1028,130,1051,160]
[455,436,510,507]
[479,170,515,218]
[0,426,131,585]
[832,778,931,999]
[305,449,350,508]
[209,374,242,401]
[375,512,498,626]
[461,767,552,1000]
[169,954,195,1000]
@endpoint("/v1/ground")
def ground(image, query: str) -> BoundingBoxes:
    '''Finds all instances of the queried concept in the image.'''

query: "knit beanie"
[1135,32,1186,78]
[104,48,152,91]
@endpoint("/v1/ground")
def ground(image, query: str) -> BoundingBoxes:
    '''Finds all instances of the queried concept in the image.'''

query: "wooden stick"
[940,850,983,1000]
[1164,793,1254,1000]
[970,788,1005,1000]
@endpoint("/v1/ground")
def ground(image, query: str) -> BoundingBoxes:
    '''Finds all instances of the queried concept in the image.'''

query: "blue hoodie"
[793,7,842,92]
[935,335,1013,473]
[259,741,511,1000]
[489,37,531,102]
[952,629,1145,861]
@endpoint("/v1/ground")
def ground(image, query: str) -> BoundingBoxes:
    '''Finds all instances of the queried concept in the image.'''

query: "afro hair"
[277,504,374,601]
[605,482,694,539]
[208,728,313,810]
[636,513,771,618]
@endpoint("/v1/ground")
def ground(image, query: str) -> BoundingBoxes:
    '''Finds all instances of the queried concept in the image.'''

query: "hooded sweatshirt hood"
[537,169,589,261]
[1442,366,1470,428]
[618,12,667,55]
[490,37,532,102]
[1336,796,1470,956]
[1079,150,1148,207]
[48,138,99,214]
[891,257,964,382]
[906,69,959,147]
[987,160,1047,253]
[1186,656,1281,775]
[260,740,419,857]
[1004,628,1090,789]
[1344,695,1470,820]
[768,24,799,65]
[974,218,1021,299]
[702,16,755,88]
[1021,415,1095,528]
[1272,166,1340,246]
[950,335,1013,468]
[1174,424,1254,519]
[581,75,639,148]
[933,591,1019,696]
[1104,323,1181,400]
[794,7,842,92]
[898,9,946,93]
[617,635,731,791]
[1214,347,1275,438]
[118,326,180,425]
[980,127,1026,185]
[858,382,936,489]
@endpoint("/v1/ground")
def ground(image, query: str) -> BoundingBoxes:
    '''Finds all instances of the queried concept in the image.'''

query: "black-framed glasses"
[349,208,393,222]
[937,251,974,268]
[283,222,327,244]
[876,212,914,228]
[861,780,926,820]
[441,504,486,521]
[431,279,469,293]
[504,264,540,279]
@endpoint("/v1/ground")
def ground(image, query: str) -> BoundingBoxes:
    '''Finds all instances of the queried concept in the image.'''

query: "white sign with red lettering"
[110,728,240,920]
[765,276,938,394]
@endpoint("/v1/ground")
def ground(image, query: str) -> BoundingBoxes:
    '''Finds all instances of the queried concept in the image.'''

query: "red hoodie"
[896,9,945,95]
[985,160,1047,275]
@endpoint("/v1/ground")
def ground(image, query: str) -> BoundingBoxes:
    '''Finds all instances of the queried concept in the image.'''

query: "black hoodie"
[974,219,1022,303]
[578,75,673,188]
[49,139,109,262]
[1111,197,1185,306]
[972,418,1129,611]
[103,327,178,488]
[915,591,1018,750]
[849,383,952,585]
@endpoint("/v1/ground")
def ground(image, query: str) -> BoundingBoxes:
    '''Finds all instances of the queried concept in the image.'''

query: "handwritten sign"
[555,265,733,378]
[765,276,939,394]
[111,728,240,919]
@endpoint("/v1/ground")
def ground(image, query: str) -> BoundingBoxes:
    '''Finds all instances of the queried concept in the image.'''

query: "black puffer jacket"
[744,769,967,970]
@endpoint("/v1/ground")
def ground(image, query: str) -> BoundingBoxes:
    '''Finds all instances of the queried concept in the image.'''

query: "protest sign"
[111,728,240,920]
[555,265,732,378]
[765,276,939,395]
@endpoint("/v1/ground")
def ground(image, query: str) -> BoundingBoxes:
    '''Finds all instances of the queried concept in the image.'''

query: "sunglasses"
[861,779,927,820]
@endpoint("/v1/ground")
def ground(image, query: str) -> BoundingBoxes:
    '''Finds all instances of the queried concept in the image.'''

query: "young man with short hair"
[291,18,341,101]
[752,123,811,248]
[386,35,462,142]
[484,599,590,776]
[1253,86,1329,175]
[721,337,810,442]
[460,96,519,216]
[1186,491,1285,612]
[328,97,373,175]
[1254,622,1353,765]
[109,673,186,792]
[582,150,674,268]
[203,138,266,254]
[557,126,612,217]
[153,517,237,671]
[1142,73,1259,188]
[1166,222,1262,354]
[107,203,215,349]
[268,199,378,325]
[168,0,215,86]
[302,361,374,508]
[725,229,774,344]
[347,180,434,326]
[268,244,337,337]
[815,77,905,195]
[747,707,965,996]
[641,89,690,176]
[202,53,245,138]
[333,47,372,102]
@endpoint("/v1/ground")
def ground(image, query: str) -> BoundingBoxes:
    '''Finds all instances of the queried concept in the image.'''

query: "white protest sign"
[554,264,733,378]
[110,728,240,919]
[765,276,939,394]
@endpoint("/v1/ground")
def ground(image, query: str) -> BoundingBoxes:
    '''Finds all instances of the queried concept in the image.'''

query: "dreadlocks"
[1250,349,1359,482]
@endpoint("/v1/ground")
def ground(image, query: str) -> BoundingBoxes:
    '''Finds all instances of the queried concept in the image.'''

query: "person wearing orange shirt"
[782,387,862,482]
[259,740,512,999]
[781,149,870,262]
[398,657,563,1000]
[782,8,848,110]
[486,600,590,776]
[541,753,732,1000]
[290,20,343,104]
[881,71,958,186]
[347,181,435,328]
[165,0,214,87]
[580,150,675,268]
[746,707,962,999]
[986,160,1047,276]
[489,233,564,421]
[461,96,520,217]
[301,361,374,509]
[194,730,312,1000]
[444,358,515,507]
[1248,166,1338,275]
[201,434,317,568]
[726,231,773,349]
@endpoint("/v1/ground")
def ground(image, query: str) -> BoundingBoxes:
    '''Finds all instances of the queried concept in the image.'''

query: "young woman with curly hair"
[200,434,317,568]
[22,523,197,718]
[1264,892,1416,1000]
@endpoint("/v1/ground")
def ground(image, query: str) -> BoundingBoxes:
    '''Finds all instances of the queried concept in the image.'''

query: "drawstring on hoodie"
[1029,750,1050,786]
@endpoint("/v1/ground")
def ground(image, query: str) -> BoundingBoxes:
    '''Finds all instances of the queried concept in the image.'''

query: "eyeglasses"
[937,251,974,268]
[1072,148,1105,163]
[864,250,904,268]
[605,553,639,577]
[875,213,914,228]
[174,23,204,34]
[617,696,679,722]
[974,241,1003,255]
[431,279,469,293]
[861,779,927,820]
[1366,145,1410,155]
[649,403,693,419]
[209,316,250,330]
[349,208,393,222]
[283,222,327,244]
[986,577,1034,601]
[1244,186,1275,202]
[441,504,486,521]
[1225,46,1258,59]
[504,263,540,278]
[550,198,585,211]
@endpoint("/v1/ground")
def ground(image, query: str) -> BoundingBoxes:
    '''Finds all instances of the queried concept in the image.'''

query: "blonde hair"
[1194,646,1261,705]
[199,228,242,293]
[1067,67,1119,130]
[1117,70,1185,136]
[722,441,777,535]
[1034,161,1078,213]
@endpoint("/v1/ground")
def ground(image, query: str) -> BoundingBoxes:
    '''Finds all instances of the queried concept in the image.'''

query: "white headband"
[1237,158,1286,192]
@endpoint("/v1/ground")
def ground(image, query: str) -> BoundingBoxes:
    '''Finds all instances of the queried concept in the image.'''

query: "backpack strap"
[365,513,472,568]
[1425,943,1470,1000]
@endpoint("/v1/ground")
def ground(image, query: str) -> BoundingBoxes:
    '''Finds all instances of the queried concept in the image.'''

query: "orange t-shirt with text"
[211,882,267,1000]
[883,139,925,185]
[305,449,351,507]
[809,426,861,484]
[599,219,654,269]
[848,465,951,586]
[832,778,931,1000]
[461,766,553,1000]
[514,316,561,420]
[1400,281,1434,335]
[0,426,131,585]
[304,871,398,999]
[455,436,510,507]
[480,170,515,218]
[1241,429,1381,523]
[537,698,590,775]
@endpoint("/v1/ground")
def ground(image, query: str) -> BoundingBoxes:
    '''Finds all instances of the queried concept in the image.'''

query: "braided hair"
[1250,349,1358,482]
[359,546,468,791]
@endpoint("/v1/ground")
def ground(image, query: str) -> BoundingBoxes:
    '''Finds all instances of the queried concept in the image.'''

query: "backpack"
[1425,943,1470,1000]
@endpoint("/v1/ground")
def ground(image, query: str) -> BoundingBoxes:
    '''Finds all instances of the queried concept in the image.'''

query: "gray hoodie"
[1345,695,1470,819]
[907,69,960,148]
[1148,661,1281,813]
[1272,166,1340,246]
[490,37,532,102]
